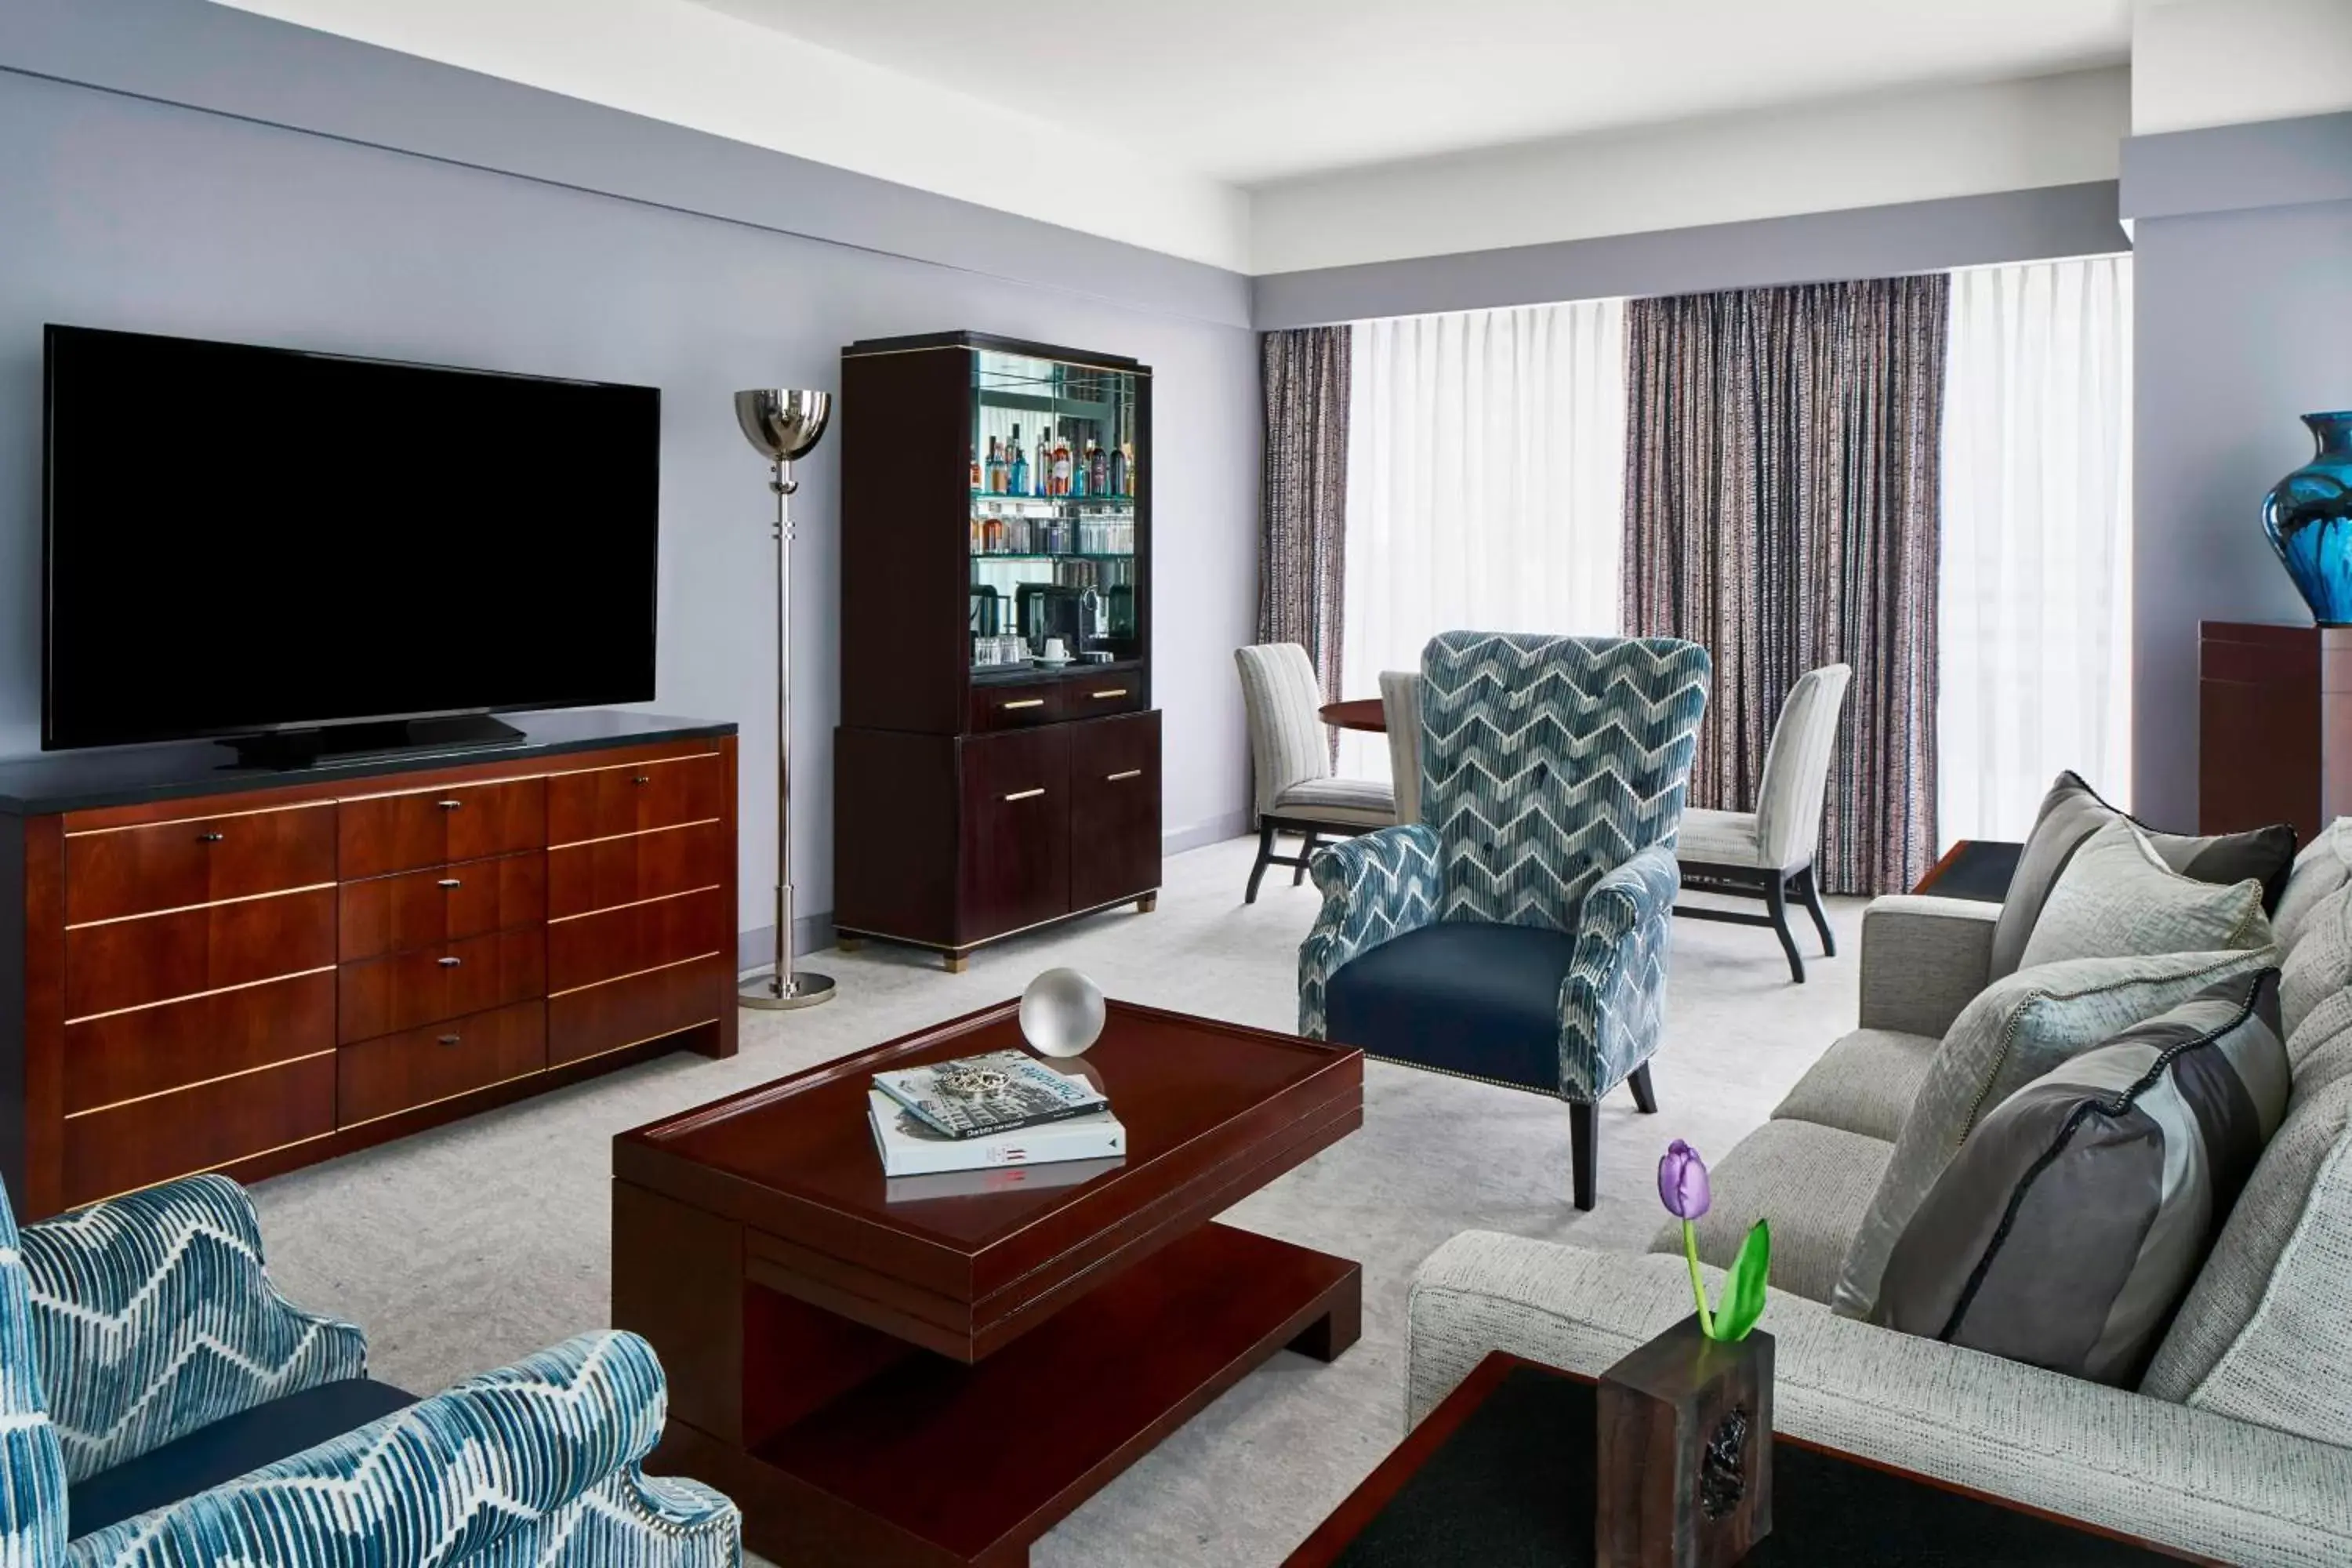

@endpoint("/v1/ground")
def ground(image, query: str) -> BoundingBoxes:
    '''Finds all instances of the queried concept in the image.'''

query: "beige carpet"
[252,835,1864,1566]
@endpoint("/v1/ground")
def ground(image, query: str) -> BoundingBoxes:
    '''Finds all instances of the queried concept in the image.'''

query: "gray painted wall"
[0,59,1261,952]
[2123,112,2352,828]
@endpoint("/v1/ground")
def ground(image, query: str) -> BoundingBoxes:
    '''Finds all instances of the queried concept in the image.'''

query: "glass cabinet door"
[967,349,1141,675]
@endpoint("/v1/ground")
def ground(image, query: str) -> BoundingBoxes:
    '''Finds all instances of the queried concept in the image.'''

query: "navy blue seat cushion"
[1324,921,1580,1092]
[69,1377,415,1538]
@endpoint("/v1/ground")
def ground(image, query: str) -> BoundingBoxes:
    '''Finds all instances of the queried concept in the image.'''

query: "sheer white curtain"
[1338,299,1627,777]
[1939,255,2135,844]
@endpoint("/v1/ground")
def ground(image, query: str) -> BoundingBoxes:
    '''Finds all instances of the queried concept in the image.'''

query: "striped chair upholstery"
[0,1174,739,1566]
[1675,662,1853,982]
[1300,632,1711,1208]
[1235,643,1396,902]
[1377,670,1423,825]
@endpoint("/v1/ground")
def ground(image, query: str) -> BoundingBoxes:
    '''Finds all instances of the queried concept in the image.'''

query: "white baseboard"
[1164,810,1249,855]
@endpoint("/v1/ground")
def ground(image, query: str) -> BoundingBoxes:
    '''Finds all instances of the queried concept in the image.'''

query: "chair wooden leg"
[1570,1102,1599,1211]
[1796,865,1835,956]
[1293,831,1320,886]
[1628,1063,1658,1115]
[1245,824,1276,904]
[1764,876,1805,983]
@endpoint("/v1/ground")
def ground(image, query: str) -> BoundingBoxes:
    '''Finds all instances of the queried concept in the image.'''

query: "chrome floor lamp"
[735,388,836,1011]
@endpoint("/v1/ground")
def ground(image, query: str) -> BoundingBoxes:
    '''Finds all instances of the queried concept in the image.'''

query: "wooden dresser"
[2198,621,2352,842]
[0,712,737,1220]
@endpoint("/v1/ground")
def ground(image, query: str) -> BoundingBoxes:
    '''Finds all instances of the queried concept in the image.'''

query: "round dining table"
[1319,698,1388,733]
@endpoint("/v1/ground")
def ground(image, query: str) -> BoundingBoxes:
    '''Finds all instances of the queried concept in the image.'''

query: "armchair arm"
[1556,843,1680,1102]
[1298,824,1441,1039]
[1858,895,1998,1036]
[22,1174,366,1482]
[69,1330,740,1568]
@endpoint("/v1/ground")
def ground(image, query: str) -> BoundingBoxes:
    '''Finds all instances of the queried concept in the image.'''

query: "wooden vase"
[1596,1314,1773,1568]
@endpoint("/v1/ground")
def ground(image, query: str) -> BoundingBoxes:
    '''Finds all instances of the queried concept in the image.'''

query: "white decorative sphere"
[1020,968,1105,1058]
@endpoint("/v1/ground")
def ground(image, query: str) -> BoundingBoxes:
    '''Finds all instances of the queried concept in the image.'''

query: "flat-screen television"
[42,325,661,754]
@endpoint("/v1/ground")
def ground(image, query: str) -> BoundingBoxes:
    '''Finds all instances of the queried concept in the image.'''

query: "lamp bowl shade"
[735,388,833,463]
[1020,967,1107,1058]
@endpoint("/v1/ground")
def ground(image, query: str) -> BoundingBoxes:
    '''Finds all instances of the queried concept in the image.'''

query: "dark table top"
[1319,698,1388,734]
[1286,1353,2213,1567]
[1910,837,2025,902]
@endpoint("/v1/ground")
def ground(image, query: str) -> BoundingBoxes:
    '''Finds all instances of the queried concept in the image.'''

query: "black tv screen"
[42,325,661,751]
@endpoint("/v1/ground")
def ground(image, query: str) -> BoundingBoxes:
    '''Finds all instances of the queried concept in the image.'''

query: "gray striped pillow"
[1871,971,2290,1387]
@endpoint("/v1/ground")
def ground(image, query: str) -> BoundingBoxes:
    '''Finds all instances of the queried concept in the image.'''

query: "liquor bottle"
[1072,437,1088,498]
[1010,424,1029,498]
[970,445,981,491]
[1120,441,1137,498]
[985,436,1004,495]
[1109,441,1126,497]
[1054,432,1074,499]
[1087,441,1108,497]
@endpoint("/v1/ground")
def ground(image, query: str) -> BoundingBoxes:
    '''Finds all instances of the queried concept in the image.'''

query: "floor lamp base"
[738,968,837,1011]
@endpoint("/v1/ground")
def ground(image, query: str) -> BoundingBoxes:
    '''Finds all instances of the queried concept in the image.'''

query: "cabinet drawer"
[339,776,546,880]
[337,1000,547,1127]
[66,886,337,1022]
[339,851,546,963]
[1062,676,1145,723]
[549,886,731,996]
[66,802,337,925]
[968,679,1065,732]
[1069,712,1162,910]
[64,969,337,1117]
[337,927,546,1044]
[64,1052,336,1210]
[547,819,728,920]
[547,751,727,846]
[548,954,727,1068]
[956,727,1069,942]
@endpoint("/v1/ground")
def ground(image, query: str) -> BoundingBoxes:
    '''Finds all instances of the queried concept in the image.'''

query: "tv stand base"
[225,713,528,770]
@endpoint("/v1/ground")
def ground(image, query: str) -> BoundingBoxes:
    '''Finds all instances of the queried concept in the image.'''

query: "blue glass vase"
[2263,412,2352,624]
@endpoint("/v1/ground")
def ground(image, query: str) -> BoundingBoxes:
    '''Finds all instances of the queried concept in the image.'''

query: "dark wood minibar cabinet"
[834,332,1161,971]
[2198,620,2352,843]
[0,711,738,1220]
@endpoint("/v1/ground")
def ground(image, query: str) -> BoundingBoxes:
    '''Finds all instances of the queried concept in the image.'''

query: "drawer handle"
[437,956,463,967]
[437,1033,462,1045]
[1004,787,1047,802]
[1105,769,1143,782]
[633,775,652,785]
[1091,688,1130,699]
[437,799,464,811]
[196,831,225,844]
[1001,699,1047,710]
[438,877,462,889]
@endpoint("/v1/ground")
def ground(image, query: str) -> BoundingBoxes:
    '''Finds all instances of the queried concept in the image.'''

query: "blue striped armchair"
[1299,631,1711,1210]
[0,1174,739,1566]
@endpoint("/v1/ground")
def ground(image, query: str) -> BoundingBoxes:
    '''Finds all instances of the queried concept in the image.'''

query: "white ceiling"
[692,0,2133,184]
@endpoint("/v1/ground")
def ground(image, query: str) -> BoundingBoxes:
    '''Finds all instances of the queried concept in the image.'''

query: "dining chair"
[1234,643,1396,902]
[1671,662,1853,982]
[1377,669,1422,824]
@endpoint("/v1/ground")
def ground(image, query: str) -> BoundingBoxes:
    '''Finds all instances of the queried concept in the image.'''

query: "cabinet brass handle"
[633,775,652,785]
[437,1033,462,1045]
[436,799,464,811]
[437,956,463,967]
[1091,688,1129,699]
[1105,769,1143,782]
[438,878,462,889]
[196,831,225,844]
[1004,787,1047,802]
[1001,699,1046,710]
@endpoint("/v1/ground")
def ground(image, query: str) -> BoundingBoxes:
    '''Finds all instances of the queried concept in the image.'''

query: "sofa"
[1406,878,2352,1566]
[0,1172,740,1566]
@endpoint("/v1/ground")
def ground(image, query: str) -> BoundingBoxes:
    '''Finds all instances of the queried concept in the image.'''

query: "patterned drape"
[1259,327,1352,714]
[1621,275,1947,895]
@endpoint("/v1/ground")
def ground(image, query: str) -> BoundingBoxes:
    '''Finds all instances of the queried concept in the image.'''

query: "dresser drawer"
[65,886,337,1022]
[1069,711,1162,910]
[337,927,546,1044]
[547,751,727,846]
[64,970,337,1117]
[548,954,727,1068]
[339,776,546,880]
[64,1053,336,1210]
[967,678,1065,732]
[337,1000,547,1127]
[339,851,546,963]
[1062,676,1145,723]
[549,886,731,996]
[66,802,337,925]
[547,819,728,920]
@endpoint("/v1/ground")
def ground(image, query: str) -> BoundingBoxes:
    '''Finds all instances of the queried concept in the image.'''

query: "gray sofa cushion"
[2282,879,2352,1046]
[1772,1028,1939,1143]
[1873,971,2288,1386]
[2274,816,2352,953]
[1832,946,2281,1321]
[2018,819,2270,969]
[1650,1119,1892,1304]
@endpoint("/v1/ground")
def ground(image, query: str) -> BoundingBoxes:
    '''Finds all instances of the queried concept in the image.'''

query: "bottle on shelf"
[1087,441,1107,498]
[1109,441,1126,497]
[1010,424,1029,499]
[1120,441,1136,498]
[1072,437,1088,499]
[1054,431,1074,499]
[970,445,981,491]
[985,436,1004,495]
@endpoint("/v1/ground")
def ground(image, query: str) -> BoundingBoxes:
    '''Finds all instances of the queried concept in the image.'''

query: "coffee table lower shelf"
[661,1220,1360,1568]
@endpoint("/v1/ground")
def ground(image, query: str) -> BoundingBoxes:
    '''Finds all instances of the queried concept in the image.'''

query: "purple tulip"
[1659,1140,1711,1221]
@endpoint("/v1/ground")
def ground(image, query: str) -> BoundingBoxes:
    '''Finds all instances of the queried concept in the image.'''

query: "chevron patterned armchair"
[0,1173,740,1566]
[1299,632,1711,1210]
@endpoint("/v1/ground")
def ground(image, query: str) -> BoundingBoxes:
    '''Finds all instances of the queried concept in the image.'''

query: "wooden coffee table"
[612,998,1364,1566]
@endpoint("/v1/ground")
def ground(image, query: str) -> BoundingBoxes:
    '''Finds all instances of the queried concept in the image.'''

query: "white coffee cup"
[1043,637,1069,662]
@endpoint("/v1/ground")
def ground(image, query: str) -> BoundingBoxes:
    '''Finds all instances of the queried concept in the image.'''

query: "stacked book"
[868,1048,1124,1180]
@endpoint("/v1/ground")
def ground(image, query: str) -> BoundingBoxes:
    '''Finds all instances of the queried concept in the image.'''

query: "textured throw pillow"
[1989,771,2296,980]
[1872,971,2289,1386]
[1830,945,2280,1320]
[2018,819,2270,969]
[2273,815,2352,952]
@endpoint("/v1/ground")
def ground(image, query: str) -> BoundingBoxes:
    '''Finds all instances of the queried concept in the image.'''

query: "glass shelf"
[969,492,1137,511]
[968,553,1134,564]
